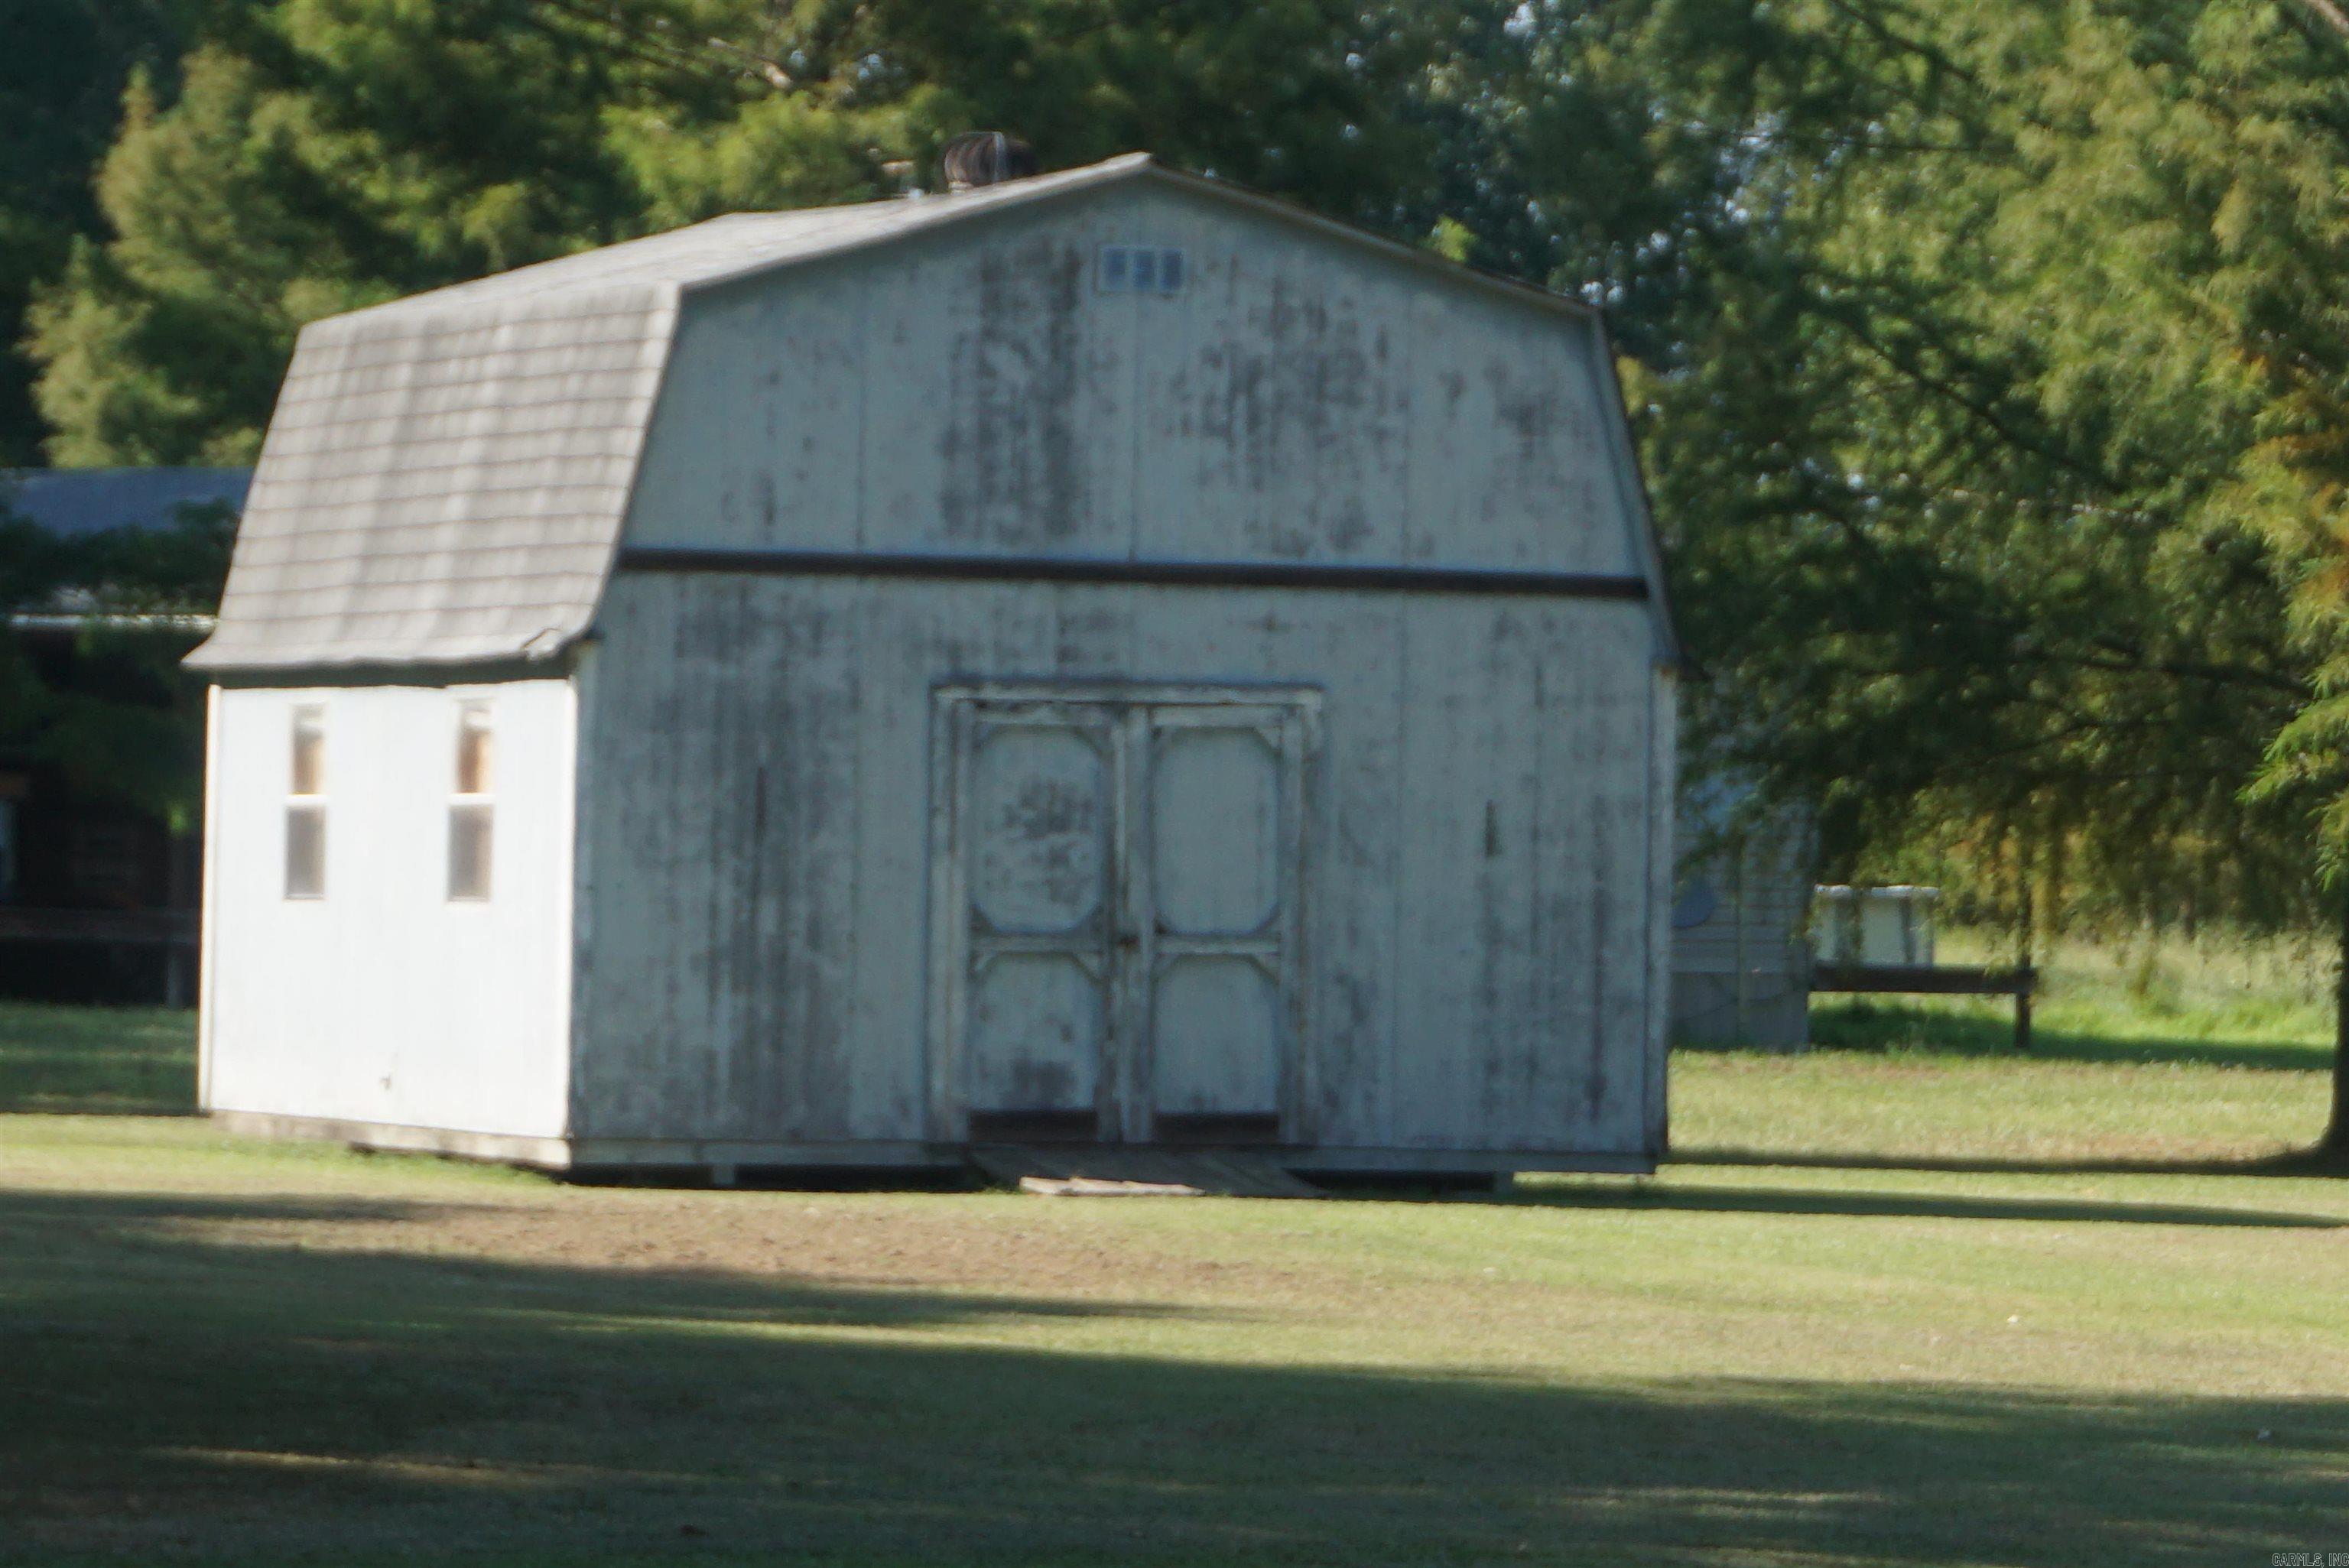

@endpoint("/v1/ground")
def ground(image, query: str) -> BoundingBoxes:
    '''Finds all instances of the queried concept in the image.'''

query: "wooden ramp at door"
[970,1145,1323,1200]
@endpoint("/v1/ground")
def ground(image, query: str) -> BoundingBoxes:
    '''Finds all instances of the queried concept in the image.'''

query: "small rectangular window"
[448,702,493,901]
[456,704,494,795]
[447,803,492,901]
[285,706,326,899]
[1095,244,1187,296]
[290,706,325,797]
[285,806,326,899]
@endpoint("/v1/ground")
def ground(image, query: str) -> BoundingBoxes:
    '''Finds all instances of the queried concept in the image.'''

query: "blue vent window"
[1097,245,1187,296]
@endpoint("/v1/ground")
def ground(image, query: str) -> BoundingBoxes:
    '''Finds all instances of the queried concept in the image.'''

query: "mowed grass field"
[2,944,2345,1567]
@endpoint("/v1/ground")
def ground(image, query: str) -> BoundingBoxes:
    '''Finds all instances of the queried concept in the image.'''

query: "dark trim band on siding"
[615,545,1652,600]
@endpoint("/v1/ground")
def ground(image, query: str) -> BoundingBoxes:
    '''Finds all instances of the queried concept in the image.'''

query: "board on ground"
[971,1144,1322,1198]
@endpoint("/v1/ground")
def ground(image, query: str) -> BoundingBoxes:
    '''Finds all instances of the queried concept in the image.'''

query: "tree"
[1538,0,2349,1145]
[40,0,2349,1148]
[0,0,200,464]
[28,0,1440,464]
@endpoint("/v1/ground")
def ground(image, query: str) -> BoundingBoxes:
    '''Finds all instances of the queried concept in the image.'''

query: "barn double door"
[929,684,1314,1146]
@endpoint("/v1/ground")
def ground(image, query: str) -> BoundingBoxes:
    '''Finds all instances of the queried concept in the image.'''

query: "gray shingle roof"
[186,155,1155,672]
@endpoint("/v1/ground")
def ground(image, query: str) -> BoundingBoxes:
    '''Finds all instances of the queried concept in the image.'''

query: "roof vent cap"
[941,131,1038,192]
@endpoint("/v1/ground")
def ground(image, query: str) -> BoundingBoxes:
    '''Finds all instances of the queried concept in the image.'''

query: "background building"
[0,467,246,1003]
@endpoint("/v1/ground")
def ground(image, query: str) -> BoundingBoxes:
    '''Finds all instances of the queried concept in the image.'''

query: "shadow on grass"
[0,1190,1209,1329]
[1512,1178,2342,1228]
[1669,1146,2348,1180]
[1800,1000,2327,1071]
[3,1188,2344,1566]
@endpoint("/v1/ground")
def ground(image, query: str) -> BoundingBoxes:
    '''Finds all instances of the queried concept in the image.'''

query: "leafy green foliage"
[24,0,2349,958]
[0,496,227,829]
[0,0,201,463]
[1565,1,2344,946]
[25,0,1439,464]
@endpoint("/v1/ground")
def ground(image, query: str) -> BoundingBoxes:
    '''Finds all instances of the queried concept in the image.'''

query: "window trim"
[284,704,327,901]
[447,700,494,903]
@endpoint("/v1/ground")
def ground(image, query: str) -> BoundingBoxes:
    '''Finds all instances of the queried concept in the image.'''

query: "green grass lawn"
[2,985,2344,1566]
[0,1001,199,1114]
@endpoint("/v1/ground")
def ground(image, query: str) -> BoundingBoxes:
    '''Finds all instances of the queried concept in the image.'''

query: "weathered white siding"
[557,182,1675,1165]
[1669,807,1812,1050]
[195,159,1677,1172]
[1644,674,1679,1145]
[570,576,1668,1160]
[623,183,1654,586]
[201,680,577,1137]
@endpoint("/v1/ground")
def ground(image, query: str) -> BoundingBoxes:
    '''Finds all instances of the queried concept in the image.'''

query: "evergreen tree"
[0,0,199,464]
[28,0,1437,464]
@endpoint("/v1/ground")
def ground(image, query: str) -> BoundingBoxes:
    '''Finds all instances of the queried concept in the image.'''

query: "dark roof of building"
[2,468,252,538]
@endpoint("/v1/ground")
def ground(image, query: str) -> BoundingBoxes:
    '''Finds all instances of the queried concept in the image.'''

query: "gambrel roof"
[187,154,1653,674]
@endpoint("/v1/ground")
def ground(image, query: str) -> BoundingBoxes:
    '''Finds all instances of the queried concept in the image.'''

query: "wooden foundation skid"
[209,1111,1657,1185]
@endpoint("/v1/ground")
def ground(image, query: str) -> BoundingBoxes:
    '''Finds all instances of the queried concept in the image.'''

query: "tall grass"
[1807,924,2334,1070]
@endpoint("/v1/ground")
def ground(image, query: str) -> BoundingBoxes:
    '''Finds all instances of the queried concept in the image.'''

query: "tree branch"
[2294,0,2349,38]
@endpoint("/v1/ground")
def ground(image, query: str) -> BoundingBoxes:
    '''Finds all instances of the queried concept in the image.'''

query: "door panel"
[955,707,1116,1138]
[1139,710,1299,1141]
[934,686,1313,1146]
[970,726,1108,934]
[1149,726,1280,935]
[969,953,1103,1114]
[1149,954,1282,1117]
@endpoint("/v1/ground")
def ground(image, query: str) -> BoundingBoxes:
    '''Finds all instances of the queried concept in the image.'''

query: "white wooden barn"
[187,153,1680,1181]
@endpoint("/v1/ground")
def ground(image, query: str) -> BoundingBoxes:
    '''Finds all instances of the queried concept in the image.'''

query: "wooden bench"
[1810,963,2040,1050]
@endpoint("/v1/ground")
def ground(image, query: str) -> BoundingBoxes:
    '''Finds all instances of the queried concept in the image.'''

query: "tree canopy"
[0,0,202,464]
[1592,1,2344,943]
[22,0,1444,464]
[19,0,2349,970]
